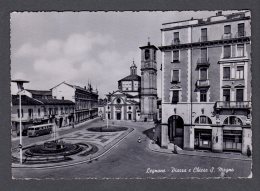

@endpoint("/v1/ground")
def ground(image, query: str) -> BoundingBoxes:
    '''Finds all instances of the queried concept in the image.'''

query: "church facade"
[105,41,158,121]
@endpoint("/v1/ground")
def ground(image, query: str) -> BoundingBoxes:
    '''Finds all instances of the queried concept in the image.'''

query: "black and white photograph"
[10,11,252,179]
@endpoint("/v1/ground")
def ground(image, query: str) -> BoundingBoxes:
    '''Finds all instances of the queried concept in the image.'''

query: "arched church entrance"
[168,115,184,148]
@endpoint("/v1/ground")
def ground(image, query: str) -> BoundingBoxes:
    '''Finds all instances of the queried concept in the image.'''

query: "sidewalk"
[148,140,252,161]
[11,117,100,141]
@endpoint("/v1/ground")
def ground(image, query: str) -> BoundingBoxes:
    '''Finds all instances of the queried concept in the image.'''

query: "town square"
[10,10,252,179]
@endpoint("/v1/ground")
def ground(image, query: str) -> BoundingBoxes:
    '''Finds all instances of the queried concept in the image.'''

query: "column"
[161,123,169,148]
[242,127,252,155]
[183,125,194,151]
[212,125,223,153]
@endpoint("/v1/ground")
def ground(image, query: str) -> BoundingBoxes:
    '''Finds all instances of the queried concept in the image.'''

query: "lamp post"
[12,79,29,164]
[106,104,109,129]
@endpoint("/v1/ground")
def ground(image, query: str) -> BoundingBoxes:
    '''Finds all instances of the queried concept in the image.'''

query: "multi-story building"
[51,81,99,123]
[158,11,251,155]
[11,94,75,135]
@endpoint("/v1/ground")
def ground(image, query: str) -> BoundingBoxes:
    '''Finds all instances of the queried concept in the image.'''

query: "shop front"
[194,129,212,150]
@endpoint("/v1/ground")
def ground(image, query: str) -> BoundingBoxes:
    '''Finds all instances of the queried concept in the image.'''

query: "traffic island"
[12,125,133,169]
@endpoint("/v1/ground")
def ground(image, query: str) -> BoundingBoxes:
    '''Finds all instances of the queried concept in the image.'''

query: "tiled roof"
[12,95,75,106]
[12,95,43,105]
[26,89,52,96]
[118,74,141,82]
[37,98,75,105]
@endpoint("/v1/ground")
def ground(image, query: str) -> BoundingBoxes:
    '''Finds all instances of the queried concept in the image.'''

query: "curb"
[148,142,252,161]
[12,127,134,169]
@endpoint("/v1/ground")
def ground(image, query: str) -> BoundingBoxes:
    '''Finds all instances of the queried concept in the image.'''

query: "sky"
[10,11,236,98]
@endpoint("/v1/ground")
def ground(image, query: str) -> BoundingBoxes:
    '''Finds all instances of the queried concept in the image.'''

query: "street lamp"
[12,79,29,164]
[106,103,109,129]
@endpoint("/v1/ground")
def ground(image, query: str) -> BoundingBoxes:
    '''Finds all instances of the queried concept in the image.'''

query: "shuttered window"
[224,25,231,34]
[224,45,231,58]
[171,70,180,82]
[200,68,207,80]
[172,50,179,62]
[236,89,244,102]
[238,23,245,37]
[223,89,230,101]
[172,90,179,104]
[223,67,231,79]
[201,28,207,41]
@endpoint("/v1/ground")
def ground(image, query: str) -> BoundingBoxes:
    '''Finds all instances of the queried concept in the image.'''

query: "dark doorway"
[116,113,121,120]
[168,115,184,148]
[128,113,132,120]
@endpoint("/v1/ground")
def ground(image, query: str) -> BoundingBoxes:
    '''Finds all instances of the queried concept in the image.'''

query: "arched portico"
[168,115,184,148]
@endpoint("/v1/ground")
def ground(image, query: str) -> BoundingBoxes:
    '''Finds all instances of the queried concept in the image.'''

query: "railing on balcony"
[222,33,233,39]
[215,101,251,109]
[196,79,210,88]
[196,58,210,68]
[172,38,180,45]
[235,31,247,38]
[200,36,208,42]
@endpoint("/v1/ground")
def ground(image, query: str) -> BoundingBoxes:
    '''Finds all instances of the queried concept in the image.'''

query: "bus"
[27,123,53,137]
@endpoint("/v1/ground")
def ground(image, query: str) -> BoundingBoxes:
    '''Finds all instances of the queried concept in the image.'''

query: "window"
[201,28,207,41]
[108,113,110,120]
[200,68,207,80]
[237,44,244,57]
[201,48,207,62]
[145,49,150,60]
[171,70,180,83]
[224,116,242,125]
[236,66,244,79]
[17,109,24,118]
[223,45,231,58]
[116,98,121,104]
[236,89,244,102]
[223,89,230,101]
[172,50,179,62]
[238,23,245,37]
[224,25,231,34]
[128,106,131,110]
[38,108,41,116]
[173,32,180,44]
[200,90,207,102]
[28,109,33,118]
[195,115,212,124]
[223,67,231,79]
[172,90,179,104]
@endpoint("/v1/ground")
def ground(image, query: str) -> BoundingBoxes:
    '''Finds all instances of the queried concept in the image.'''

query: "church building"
[105,41,158,122]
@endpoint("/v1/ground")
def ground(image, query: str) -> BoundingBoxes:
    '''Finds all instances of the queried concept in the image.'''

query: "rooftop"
[26,89,52,96]
[161,11,250,30]
[118,74,141,82]
[12,95,75,106]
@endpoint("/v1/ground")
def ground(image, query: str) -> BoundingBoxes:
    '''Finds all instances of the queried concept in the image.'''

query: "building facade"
[106,62,141,121]
[51,82,99,123]
[158,11,252,155]
[11,94,75,135]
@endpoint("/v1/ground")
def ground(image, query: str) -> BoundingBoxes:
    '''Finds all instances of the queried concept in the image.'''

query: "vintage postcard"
[10,11,252,179]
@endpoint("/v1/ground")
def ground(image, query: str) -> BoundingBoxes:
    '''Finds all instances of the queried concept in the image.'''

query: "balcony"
[222,33,233,39]
[171,38,180,45]
[200,36,208,42]
[196,58,210,68]
[196,79,210,88]
[215,101,251,109]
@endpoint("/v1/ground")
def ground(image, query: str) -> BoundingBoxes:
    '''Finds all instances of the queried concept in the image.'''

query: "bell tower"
[139,40,158,121]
